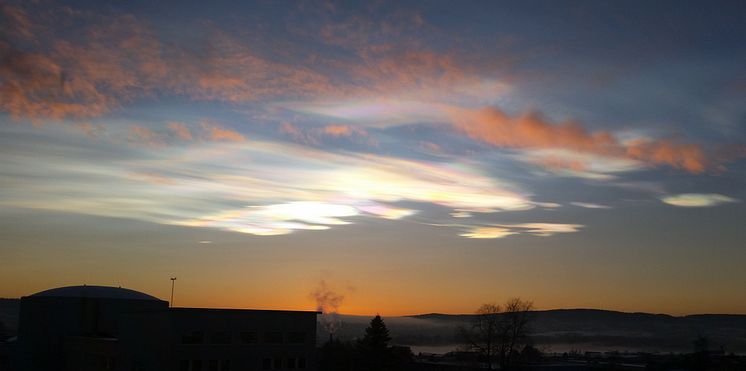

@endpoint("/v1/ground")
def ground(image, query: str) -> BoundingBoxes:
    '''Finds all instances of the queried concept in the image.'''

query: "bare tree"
[501,298,534,370]
[459,298,534,370]
[459,303,502,370]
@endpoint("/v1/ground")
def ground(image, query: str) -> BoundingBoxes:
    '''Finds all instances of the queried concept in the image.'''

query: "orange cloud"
[167,122,193,141]
[279,122,300,136]
[450,106,709,173]
[322,125,353,136]
[0,7,168,121]
[1,3,502,126]
[279,123,369,145]
[200,121,246,142]
[322,125,367,137]
[128,125,164,147]
[0,4,337,122]
[280,122,319,145]
[190,32,335,103]
[1,4,36,41]
[625,139,706,174]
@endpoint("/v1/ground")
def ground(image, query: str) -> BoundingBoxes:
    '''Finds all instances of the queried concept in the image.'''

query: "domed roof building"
[15,285,319,371]
[17,285,169,371]
[30,285,161,301]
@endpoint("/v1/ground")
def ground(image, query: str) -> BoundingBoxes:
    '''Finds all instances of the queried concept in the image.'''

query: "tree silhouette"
[459,298,534,370]
[501,298,533,369]
[459,303,502,370]
[356,315,393,371]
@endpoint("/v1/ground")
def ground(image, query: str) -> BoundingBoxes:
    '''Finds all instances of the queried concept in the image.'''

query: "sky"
[1,0,746,316]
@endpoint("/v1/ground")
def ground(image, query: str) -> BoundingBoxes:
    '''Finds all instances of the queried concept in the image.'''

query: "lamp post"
[170,277,177,308]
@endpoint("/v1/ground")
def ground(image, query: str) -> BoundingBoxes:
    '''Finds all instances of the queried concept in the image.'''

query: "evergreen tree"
[356,315,393,371]
[360,315,391,350]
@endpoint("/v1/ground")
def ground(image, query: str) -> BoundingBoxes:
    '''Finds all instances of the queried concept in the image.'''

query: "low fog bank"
[317,310,746,354]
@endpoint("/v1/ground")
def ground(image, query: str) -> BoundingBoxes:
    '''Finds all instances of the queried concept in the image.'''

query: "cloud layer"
[661,194,738,208]
[0,128,538,237]
[450,107,708,173]
[1,1,744,243]
[460,223,583,239]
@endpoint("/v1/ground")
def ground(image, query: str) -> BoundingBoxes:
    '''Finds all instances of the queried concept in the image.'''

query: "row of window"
[262,357,307,370]
[180,359,231,371]
[179,357,307,371]
[181,331,307,345]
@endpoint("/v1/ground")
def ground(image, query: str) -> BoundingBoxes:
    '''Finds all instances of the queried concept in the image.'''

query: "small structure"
[15,285,318,371]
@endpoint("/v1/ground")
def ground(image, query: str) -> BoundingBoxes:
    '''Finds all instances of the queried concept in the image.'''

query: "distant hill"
[318,309,746,354]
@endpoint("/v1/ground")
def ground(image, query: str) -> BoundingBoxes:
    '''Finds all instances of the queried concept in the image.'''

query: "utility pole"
[170,277,177,308]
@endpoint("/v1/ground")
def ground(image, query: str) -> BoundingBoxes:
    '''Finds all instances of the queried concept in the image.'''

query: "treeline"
[319,315,414,371]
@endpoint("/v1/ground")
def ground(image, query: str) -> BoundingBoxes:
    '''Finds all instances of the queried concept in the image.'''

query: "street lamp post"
[170,277,177,308]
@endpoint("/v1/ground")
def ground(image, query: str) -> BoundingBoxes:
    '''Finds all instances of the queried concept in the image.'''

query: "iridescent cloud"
[0,128,533,236]
[460,223,583,239]
[661,194,738,208]
[2,2,734,179]
[513,149,644,180]
[571,202,612,209]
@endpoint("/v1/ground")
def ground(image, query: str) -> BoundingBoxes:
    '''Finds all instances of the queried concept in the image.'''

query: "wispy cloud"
[168,122,194,141]
[279,122,369,146]
[571,202,612,209]
[0,4,335,122]
[0,3,499,125]
[0,129,534,236]
[128,125,165,147]
[200,121,246,142]
[3,1,739,180]
[450,107,709,173]
[460,223,583,239]
[513,148,643,180]
[661,194,738,207]
[322,124,365,137]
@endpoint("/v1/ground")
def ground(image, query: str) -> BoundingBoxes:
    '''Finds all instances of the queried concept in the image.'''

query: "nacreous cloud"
[661,194,738,207]
[0,128,534,236]
[460,223,583,239]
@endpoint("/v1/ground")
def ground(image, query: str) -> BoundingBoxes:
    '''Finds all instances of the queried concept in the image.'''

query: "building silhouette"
[15,285,318,371]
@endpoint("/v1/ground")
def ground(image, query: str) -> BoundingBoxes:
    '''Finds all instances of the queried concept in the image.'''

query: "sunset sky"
[1,0,745,316]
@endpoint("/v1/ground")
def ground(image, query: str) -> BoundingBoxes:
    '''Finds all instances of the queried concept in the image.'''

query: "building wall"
[15,291,318,371]
[169,308,317,371]
[16,296,168,371]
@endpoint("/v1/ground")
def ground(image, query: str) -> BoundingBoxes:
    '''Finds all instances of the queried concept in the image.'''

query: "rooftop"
[29,285,162,301]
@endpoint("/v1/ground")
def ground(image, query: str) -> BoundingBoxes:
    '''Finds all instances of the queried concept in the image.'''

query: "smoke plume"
[311,280,344,336]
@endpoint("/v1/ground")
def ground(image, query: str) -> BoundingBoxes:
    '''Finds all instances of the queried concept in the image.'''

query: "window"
[209,360,218,371]
[262,358,271,370]
[264,331,283,344]
[181,360,204,371]
[287,358,296,369]
[182,331,205,344]
[273,357,282,370]
[287,332,305,344]
[220,360,231,371]
[210,332,231,344]
[240,331,257,344]
[298,358,306,369]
